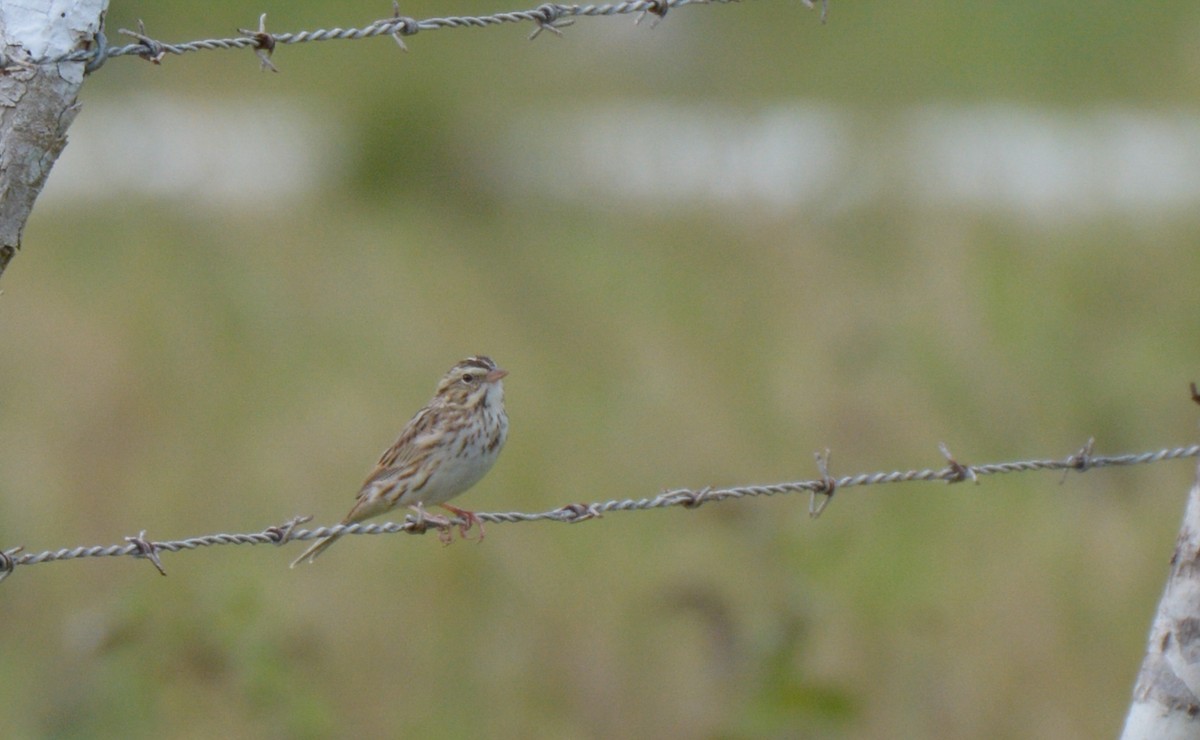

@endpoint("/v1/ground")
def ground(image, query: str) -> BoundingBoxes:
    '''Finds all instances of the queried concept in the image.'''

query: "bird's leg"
[440,503,485,542]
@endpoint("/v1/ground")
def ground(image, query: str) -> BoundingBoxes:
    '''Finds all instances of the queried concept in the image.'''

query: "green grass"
[2,1,1199,737]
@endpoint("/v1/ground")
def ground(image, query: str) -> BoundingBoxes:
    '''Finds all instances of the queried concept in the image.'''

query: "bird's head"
[435,355,508,407]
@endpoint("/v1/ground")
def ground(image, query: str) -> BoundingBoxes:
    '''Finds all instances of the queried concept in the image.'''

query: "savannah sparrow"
[290,356,509,567]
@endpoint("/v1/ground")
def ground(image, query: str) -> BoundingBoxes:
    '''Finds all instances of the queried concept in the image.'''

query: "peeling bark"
[0,1,106,282]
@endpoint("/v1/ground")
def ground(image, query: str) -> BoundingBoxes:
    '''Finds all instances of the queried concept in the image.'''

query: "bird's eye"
[462,373,475,383]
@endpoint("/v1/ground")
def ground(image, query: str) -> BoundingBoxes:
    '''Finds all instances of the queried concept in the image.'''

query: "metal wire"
[0,440,1194,582]
[24,0,828,74]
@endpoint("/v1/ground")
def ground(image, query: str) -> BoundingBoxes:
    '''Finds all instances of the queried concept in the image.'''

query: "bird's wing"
[335,401,451,525]
[355,400,451,494]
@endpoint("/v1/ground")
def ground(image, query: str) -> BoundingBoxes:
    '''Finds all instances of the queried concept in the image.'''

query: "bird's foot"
[440,503,485,542]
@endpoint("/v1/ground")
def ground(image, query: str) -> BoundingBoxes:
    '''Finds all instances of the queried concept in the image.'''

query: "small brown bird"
[291,356,509,567]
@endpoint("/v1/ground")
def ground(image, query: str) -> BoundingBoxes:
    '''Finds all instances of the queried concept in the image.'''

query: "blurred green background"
[3,1,1200,737]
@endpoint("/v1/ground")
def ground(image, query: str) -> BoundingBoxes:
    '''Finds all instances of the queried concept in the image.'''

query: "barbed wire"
[15,0,828,74]
[1,439,1196,582]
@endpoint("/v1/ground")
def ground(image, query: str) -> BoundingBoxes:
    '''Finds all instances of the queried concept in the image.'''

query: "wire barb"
[118,20,167,64]
[636,0,671,27]
[677,486,714,510]
[239,14,279,72]
[264,515,313,546]
[0,547,23,583]
[380,2,420,51]
[555,502,604,522]
[1061,437,1096,483]
[124,530,167,576]
[810,449,836,517]
[529,4,573,40]
[1067,437,1096,472]
[405,503,454,543]
[939,442,978,484]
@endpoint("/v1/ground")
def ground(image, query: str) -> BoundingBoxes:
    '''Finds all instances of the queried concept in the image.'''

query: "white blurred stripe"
[40,96,1200,223]
[40,95,338,209]
[506,102,1200,222]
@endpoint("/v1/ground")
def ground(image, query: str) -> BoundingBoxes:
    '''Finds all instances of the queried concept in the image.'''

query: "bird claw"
[440,504,485,543]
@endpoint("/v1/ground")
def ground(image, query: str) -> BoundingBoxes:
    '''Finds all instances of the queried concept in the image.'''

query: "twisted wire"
[0,440,1194,582]
[30,0,828,72]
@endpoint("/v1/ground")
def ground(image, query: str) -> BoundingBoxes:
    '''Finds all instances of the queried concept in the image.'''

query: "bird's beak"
[485,367,509,382]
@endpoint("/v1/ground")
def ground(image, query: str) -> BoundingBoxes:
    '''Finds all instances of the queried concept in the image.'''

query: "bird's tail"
[289,532,343,568]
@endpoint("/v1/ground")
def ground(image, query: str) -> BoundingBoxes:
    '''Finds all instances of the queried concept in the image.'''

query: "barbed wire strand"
[22,0,829,74]
[1,440,1196,583]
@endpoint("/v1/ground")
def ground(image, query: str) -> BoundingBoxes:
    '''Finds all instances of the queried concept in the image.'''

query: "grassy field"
[2,1,1200,737]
